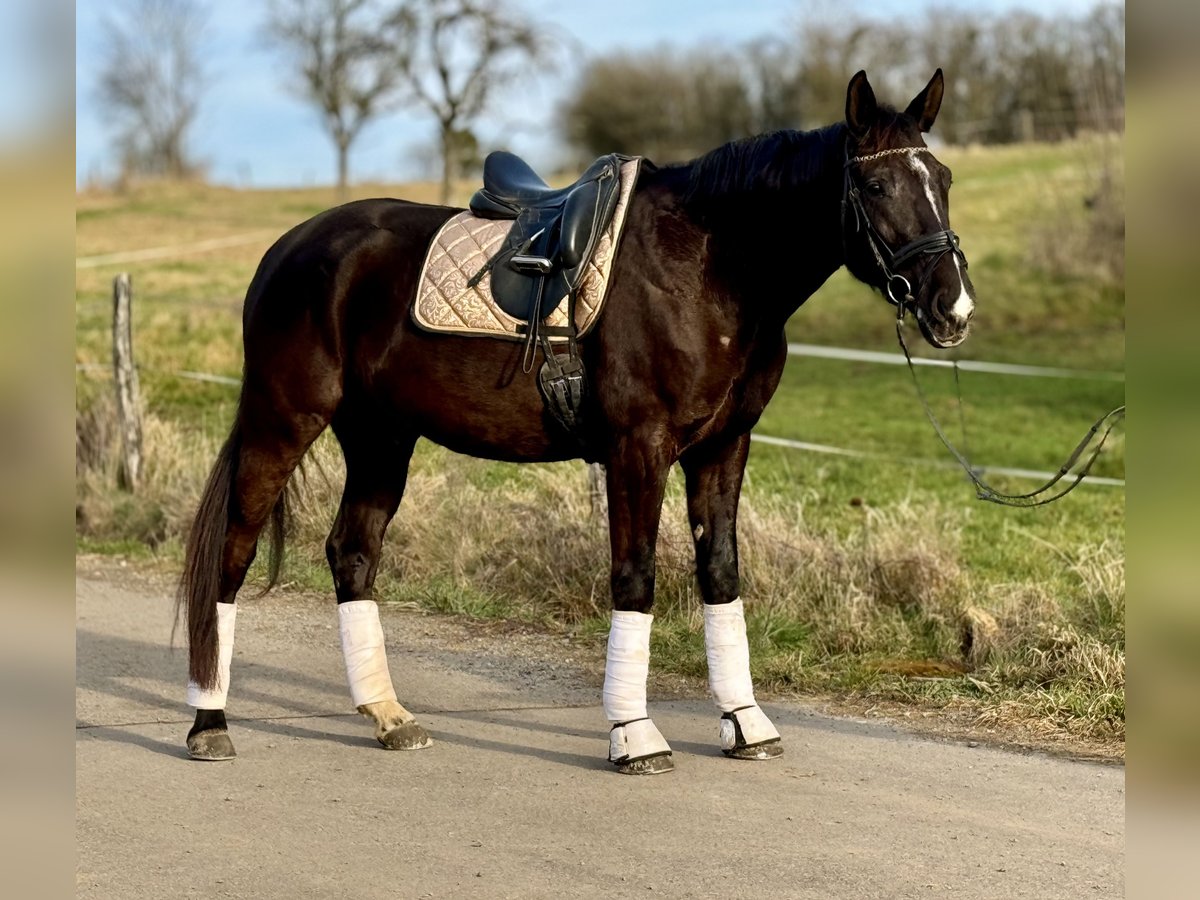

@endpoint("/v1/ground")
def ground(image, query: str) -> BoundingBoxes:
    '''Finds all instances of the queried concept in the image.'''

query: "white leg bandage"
[704,598,780,748]
[338,600,399,708]
[603,610,671,762]
[186,602,236,709]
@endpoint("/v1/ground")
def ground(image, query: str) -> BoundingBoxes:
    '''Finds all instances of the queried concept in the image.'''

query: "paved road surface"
[76,573,1124,899]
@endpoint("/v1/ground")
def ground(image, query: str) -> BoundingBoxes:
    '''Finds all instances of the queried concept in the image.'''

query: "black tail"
[175,416,291,689]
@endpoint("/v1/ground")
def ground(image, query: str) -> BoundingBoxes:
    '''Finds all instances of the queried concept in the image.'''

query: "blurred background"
[75,0,1124,193]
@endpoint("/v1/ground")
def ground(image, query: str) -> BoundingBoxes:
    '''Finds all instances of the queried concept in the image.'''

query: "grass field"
[75,136,1125,753]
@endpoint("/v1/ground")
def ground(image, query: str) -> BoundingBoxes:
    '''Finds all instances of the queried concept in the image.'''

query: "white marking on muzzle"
[950,254,975,323]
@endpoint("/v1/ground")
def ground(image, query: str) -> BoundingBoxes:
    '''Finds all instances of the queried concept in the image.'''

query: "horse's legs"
[681,433,782,760]
[601,432,674,774]
[186,405,329,760]
[326,427,431,751]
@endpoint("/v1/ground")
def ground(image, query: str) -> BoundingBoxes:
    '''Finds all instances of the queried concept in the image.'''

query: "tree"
[397,0,552,205]
[97,0,207,180]
[561,50,755,165]
[266,0,410,201]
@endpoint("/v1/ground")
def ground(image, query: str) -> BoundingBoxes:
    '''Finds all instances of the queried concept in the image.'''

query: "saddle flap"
[489,208,570,321]
[558,180,601,269]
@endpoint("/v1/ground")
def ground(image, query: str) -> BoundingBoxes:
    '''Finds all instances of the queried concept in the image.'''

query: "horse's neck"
[672,132,848,328]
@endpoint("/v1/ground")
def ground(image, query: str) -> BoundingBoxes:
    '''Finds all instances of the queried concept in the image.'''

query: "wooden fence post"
[112,272,143,491]
[588,462,607,519]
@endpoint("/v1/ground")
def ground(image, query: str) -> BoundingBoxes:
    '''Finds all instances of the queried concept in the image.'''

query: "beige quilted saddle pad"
[412,157,642,342]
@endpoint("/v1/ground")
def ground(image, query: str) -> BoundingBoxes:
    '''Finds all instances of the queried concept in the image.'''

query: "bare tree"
[97,0,207,180]
[397,0,552,205]
[266,0,410,201]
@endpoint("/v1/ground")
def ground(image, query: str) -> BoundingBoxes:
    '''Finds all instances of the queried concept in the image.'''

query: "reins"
[843,142,1126,507]
[892,306,1125,507]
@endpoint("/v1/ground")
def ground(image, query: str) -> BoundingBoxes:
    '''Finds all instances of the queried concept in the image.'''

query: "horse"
[179,69,975,774]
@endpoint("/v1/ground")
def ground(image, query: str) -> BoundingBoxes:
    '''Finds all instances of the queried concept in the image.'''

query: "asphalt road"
[76,571,1124,899]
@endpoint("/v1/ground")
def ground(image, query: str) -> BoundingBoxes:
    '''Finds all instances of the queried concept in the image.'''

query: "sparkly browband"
[848,147,933,165]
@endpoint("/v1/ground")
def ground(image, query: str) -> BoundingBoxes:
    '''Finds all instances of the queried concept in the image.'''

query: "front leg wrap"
[704,599,782,755]
[603,610,671,766]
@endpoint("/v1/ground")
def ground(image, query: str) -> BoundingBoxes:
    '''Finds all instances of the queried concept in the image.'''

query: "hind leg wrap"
[704,599,780,751]
[603,610,671,764]
[186,603,237,709]
[338,600,398,707]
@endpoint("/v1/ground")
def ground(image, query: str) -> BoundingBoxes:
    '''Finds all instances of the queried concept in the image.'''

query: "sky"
[74,0,1112,188]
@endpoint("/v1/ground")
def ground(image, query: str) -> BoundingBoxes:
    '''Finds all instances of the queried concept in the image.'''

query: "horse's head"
[841,69,976,349]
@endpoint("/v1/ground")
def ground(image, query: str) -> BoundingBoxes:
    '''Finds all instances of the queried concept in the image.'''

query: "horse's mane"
[681,124,845,221]
[680,109,911,224]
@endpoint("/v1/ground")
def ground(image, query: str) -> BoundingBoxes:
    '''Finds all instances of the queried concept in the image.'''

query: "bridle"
[839,142,1125,507]
[841,144,967,320]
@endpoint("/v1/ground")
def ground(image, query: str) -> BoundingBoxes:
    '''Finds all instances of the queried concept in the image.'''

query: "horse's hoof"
[723,740,784,761]
[379,721,433,751]
[186,729,236,761]
[615,754,674,775]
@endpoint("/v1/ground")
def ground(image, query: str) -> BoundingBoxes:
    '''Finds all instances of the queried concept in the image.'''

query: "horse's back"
[245,197,457,357]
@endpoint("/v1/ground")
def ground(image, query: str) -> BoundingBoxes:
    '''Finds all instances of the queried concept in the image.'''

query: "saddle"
[463,151,629,439]
[468,151,626,323]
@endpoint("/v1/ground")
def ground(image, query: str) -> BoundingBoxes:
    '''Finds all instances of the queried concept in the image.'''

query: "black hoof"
[615,754,674,775]
[186,729,236,761]
[379,721,433,751]
[723,739,784,761]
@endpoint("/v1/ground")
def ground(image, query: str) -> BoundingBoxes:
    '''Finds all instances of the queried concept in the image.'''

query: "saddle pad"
[412,157,642,342]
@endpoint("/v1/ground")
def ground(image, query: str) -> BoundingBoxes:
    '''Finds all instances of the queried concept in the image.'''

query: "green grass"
[74,137,1125,751]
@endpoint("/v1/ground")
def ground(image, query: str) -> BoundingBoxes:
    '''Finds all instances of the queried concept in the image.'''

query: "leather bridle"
[839,143,1126,507]
[841,144,967,320]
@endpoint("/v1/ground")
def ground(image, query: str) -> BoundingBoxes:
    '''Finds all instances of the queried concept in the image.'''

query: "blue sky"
[75,0,1111,188]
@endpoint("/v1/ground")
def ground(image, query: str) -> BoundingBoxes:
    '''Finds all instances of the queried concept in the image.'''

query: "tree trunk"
[111,273,143,492]
[336,139,350,204]
[439,124,453,206]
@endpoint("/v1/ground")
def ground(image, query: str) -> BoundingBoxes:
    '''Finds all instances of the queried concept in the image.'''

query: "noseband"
[841,144,967,318]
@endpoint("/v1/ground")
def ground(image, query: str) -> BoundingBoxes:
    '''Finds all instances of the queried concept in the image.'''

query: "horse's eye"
[865,181,885,198]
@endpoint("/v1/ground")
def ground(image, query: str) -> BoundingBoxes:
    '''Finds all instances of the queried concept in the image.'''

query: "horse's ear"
[905,68,945,133]
[845,70,879,139]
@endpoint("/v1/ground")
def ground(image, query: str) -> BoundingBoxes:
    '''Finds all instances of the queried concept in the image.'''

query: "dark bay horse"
[180,70,975,773]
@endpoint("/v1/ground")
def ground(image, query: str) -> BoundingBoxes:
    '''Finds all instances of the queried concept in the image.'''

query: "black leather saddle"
[468,151,626,323]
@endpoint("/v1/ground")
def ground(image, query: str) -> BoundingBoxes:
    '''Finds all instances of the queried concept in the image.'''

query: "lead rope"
[952,361,971,463]
[893,304,1125,507]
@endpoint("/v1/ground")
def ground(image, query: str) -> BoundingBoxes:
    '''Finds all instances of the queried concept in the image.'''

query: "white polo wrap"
[703,598,757,710]
[603,610,654,723]
[186,602,236,710]
[338,600,399,708]
[705,598,780,746]
[603,610,671,761]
